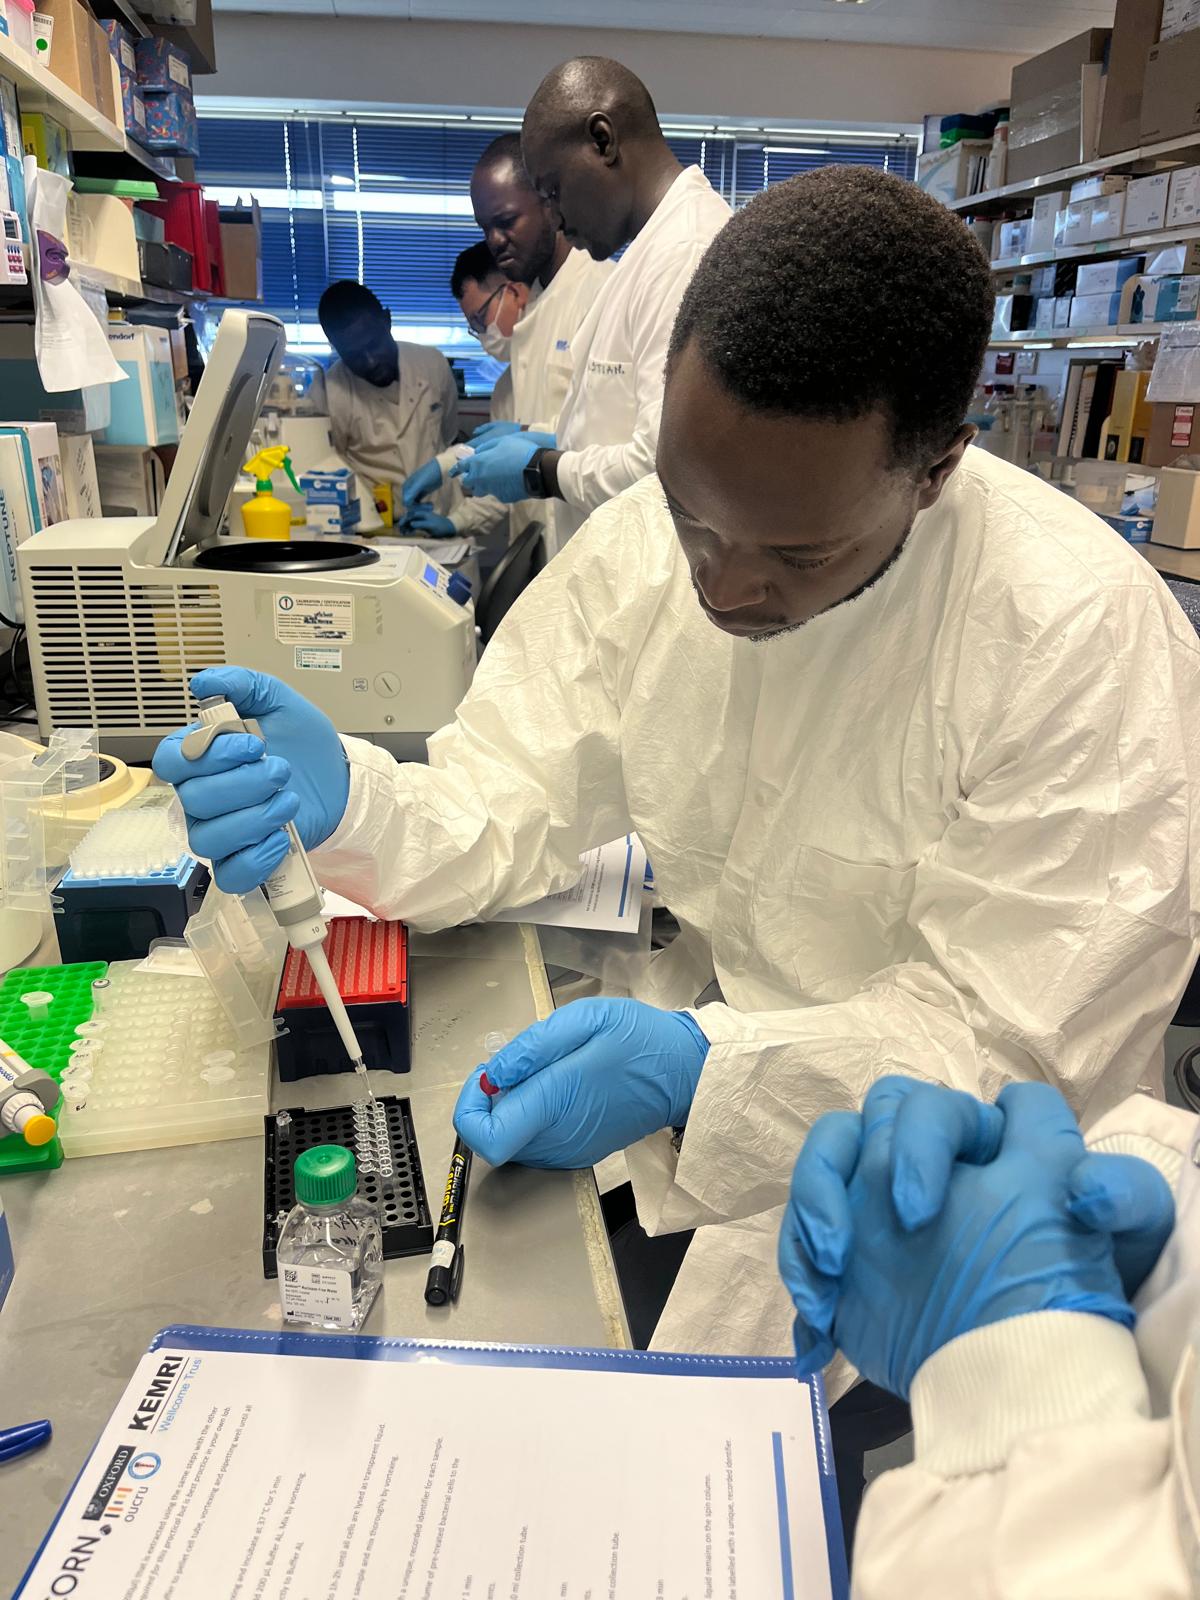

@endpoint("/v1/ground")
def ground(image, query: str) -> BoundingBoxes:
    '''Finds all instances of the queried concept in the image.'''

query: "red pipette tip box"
[279,917,408,1008]
[275,918,410,1081]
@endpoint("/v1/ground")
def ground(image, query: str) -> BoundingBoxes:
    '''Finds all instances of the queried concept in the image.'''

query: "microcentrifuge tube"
[483,1030,509,1055]
[89,979,112,1016]
[200,1051,236,1085]
[19,991,53,1021]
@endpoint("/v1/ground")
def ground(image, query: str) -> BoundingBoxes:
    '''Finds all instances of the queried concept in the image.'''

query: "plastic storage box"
[56,854,209,965]
[0,960,106,1173]
[275,917,410,1082]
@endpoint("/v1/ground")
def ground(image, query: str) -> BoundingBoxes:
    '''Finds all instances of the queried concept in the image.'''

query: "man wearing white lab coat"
[310,280,460,521]
[403,137,613,545]
[453,58,730,554]
[155,169,1200,1366]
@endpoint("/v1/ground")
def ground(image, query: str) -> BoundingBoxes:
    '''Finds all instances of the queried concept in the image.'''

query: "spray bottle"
[240,447,304,541]
[181,697,375,1103]
[0,1039,58,1147]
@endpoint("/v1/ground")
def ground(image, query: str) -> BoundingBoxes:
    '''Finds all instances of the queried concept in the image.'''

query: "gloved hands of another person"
[151,667,350,893]
[470,422,557,450]
[400,504,457,537]
[452,998,709,1169]
[778,1079,1175,1399]
[401,458,443,508]
[451,432,542,504]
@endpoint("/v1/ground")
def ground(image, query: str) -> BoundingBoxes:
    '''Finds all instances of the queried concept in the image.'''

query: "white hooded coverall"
[313,448,1200,1358]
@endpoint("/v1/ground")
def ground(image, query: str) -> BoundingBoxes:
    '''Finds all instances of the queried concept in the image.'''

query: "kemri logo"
[127,1451,161,1481]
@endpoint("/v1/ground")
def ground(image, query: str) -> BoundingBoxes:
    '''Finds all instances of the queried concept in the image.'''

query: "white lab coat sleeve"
[851,1313,1194,1600]
[439,355,460,449]
[554,239,708,516]
[627,584,1200,1234]
[310,504,643,928]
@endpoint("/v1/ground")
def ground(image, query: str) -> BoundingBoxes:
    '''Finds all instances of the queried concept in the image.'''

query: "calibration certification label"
[273,592,355,644]
[294,646,342,672]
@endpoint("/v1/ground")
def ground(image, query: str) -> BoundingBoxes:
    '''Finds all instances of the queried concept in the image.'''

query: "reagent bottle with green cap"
[277,1144,382,1330]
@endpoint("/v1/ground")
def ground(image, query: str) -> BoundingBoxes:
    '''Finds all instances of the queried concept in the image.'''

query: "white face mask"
[480,320,511,360]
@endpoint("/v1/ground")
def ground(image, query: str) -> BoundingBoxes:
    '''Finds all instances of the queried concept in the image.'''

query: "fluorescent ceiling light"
[201,185,321,209]
[329,190,475,217]
[763,148,827,157]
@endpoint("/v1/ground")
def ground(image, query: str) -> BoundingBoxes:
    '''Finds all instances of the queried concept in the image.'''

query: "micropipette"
[181,696,376,1104]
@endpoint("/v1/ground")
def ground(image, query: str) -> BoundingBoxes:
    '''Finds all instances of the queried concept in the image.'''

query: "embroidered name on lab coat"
[588,359,626,377]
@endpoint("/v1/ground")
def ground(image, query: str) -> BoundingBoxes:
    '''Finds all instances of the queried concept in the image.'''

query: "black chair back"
[475,523,546,647]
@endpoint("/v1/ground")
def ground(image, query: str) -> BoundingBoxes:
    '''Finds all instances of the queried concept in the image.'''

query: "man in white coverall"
[155,169,1200,1377]
[452,56,730,553]
[781,1076,1198,1594]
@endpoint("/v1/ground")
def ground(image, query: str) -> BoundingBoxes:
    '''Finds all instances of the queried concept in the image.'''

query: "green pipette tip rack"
[0,961,107,1173]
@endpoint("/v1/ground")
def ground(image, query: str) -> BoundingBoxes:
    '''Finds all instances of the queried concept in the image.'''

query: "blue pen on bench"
[0,1419,51,1463]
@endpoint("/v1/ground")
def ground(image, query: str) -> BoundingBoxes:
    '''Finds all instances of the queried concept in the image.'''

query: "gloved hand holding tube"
[778,1078,1176,1397]
[453,998,709,1168]
[401,458,444,509]
[152,667,350,895]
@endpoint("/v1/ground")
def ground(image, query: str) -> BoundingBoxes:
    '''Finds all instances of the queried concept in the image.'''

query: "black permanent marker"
[424,1136,472,1306]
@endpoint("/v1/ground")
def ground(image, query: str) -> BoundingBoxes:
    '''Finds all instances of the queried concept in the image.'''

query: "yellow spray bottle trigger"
[243,446,303,496]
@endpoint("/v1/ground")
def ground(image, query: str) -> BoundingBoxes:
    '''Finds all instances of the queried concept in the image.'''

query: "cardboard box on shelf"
[66,191,140,280]
[59,430,100,520]
[1034,297,1057,330]
[1150,465,1200,547]
[98,15,136,77]
[93,443,165,516]
[1076,256,1147,296]
[0,428,42,620]
[1008,28,1111,183]
[1148,240,1200,274]
[1070,290,1127,327]
[1147,401,1200,463]
[1054,295,1075,327]
[1058,199,1095,247]
[100,325,179,447]
[1070,174,1129,202]
[992,293,1035,338]
[134,35,190,92]
[916,140,992,205]
[141,86,197,156]
[1168,165,1200,227]
[168,324,187,382]
[1125,171,1172,232]
[1141,30,1200,143]
[119,74,147,142]
[39,0,117,123]
[1028,191,1066,253]
[20,111,68,175]
[1100,0,1165,156]
[995,218,1031,259]
[218,200,261,299]
[1153,274,1200,320]
[1161,0,1200,38]
[154,0,214,76]
[1,420,65,524]
[1090,191,1128,240]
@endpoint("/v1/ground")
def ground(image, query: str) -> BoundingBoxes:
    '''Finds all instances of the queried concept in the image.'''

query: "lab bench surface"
[0,921,629,1592]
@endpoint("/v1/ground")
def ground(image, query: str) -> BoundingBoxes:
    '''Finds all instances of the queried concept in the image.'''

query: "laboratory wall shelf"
[989,322,1168,349]
[949,130,1200,218]
[263,1095,433,1278]
[991,224,1200,276]
[57,957,273,1158]
[0,961,106,1175]
[0,31,123,150]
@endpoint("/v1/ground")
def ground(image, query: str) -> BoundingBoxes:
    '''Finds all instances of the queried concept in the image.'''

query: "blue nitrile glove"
[779,1079,1155,1399]
[151,666,350,894]
[401,458,443,507]
[400,504,457,537]
[470,419,523,444]
[452,998,709,1169]
[451,432,541,504]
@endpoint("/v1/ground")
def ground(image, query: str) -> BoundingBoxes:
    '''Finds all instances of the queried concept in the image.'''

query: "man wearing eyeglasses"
[310,278,460,525]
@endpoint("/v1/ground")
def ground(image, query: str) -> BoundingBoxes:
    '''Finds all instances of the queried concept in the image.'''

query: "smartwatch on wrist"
[522,448,548,499]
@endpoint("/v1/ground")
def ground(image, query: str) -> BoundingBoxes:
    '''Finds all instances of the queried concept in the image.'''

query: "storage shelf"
[992,224,1200,275]
[74,265,195,308]
[950,131,1200,217]
[989,322,1168,348]
[72,129,177,183]
[0,30,122,149]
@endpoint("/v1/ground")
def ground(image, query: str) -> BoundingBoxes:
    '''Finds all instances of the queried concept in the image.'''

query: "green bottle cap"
[294,1144,357,1207]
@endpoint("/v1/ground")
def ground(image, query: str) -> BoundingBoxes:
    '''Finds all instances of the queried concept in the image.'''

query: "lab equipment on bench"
[276,1143,383,1331]
[0,1038,57,1146]
[275,916,410,1083]
[181,694,375,1102]
[18,310,477,764]
[263,1094,432,1278]
[0,960,106,1174]
[56,888,286,1158]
